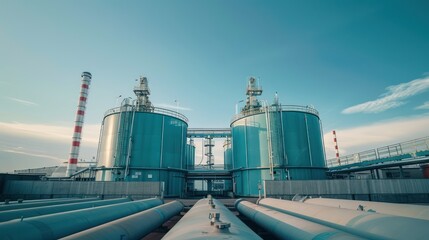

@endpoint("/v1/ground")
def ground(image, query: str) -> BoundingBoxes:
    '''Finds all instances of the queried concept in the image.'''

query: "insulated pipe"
[259,198,429,240]
[0,198,163,240]
[303,197,429,221]
[1,198,76,205]
[66,71,92,177]
[0,198,131,222]
[0,197,99,212]
[235,199,364,240]
[162,197,261,240]
[62,200,184,240]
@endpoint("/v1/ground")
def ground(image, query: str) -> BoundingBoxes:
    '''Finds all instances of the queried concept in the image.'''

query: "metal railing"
[187,128,231,138]
[231,104,319,122]
[326,136,429,167]
[104,105,189,123]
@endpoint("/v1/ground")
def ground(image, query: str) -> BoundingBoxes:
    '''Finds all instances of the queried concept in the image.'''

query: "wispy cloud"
[157,103,192,111]
[342,76,429,114]
[415,101,429,110]
[1,147,65,162]
[0,122,100,146]
[5,97,39,106]
[324,115,429,159]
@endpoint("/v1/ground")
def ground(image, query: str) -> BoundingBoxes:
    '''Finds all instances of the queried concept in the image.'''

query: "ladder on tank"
[264,104,274,180]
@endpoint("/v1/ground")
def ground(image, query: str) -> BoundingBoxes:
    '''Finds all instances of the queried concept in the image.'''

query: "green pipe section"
[62,201,183,239]
[0,197,99,212]
[0,198,163,240]
[0,198,131,222]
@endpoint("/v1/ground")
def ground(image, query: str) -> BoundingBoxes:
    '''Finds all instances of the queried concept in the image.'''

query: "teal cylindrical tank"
[230,105,326,196]
[223,138,233,170]
[95,105,188,197]
[185,141,195,170]
[223,138,233,191]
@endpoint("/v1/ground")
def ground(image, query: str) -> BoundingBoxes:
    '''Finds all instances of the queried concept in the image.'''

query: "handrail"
[231,105,319,122]
[104,105,189,123]
[326,135,429,168]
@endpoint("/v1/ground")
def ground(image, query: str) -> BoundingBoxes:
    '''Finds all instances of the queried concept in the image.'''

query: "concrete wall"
[264,179,429,203]
[1,181,162,200]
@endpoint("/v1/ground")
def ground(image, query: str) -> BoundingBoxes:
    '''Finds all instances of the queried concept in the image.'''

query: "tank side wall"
[307,114,326,168]
[282,112,311,167]
[131,113,163,168]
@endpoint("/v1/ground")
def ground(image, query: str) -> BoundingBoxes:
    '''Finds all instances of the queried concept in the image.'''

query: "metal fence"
[231,104,319,122]
[104,105,189,123]
[326,136,429,167]
[264,179,429,203]
[2,181,162,200]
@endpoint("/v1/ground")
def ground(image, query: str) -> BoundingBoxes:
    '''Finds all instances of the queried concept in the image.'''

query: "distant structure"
[65,72,92,177]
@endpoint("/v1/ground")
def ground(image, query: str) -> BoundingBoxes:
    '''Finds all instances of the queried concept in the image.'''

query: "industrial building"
[1,72,429,239]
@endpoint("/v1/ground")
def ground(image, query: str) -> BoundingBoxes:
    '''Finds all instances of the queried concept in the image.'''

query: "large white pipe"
[162,197,261,240]
[303,197,429,221]
[235,199,364,240]
[62,201,183,239]
[259,198,429,240]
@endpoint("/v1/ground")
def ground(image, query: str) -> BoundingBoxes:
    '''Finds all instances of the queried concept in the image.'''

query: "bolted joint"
[215,222,231,229]
[209,212,220,225]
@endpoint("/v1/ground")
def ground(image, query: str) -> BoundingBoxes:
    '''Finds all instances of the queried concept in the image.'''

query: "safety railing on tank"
[104,105,188,123]
[231,104,319,122]
[326,136,429,168]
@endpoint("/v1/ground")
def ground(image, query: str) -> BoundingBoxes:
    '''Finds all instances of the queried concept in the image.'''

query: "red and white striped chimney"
[333,130,340,165]
[66,72,92,177]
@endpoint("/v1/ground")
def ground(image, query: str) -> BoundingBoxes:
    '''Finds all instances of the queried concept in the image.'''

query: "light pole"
[235,100,244,114]
[174,99,179,116]
[115,95,122,107]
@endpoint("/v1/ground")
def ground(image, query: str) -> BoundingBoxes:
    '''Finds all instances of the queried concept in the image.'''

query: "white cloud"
[342,76,429,114]
[0,122,100,172]
[5,97,39,106]
[0,122,100,146]
[324,115,429,159]
[1,147,65,162]
[415,101,429,110]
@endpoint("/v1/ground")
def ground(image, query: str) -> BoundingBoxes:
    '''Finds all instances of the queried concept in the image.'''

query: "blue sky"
[1,0,429,172]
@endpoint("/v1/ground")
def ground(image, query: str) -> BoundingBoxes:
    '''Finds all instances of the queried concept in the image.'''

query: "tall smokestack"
[66,72,92,177]
[333,130,340,166]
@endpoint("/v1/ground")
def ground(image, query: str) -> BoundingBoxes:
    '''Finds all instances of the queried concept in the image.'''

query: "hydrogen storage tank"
[230,77,326,196]
[185,139,196,170]
[95,77,188,197]
[223,138,233,192]
[224,138,233,170]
